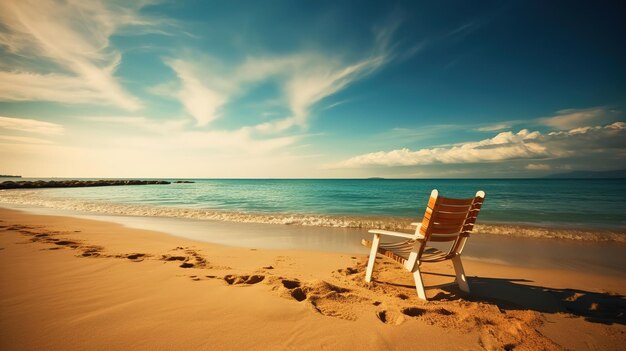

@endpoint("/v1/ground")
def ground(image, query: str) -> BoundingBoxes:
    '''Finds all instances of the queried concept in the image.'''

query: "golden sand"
[0,208,624,350]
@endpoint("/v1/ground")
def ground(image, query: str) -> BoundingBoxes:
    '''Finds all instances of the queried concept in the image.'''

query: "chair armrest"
[410,223,425,240]
[368,229,416,239]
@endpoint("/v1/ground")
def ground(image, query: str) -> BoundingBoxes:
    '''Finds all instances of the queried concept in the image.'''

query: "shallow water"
[1,178,625,241]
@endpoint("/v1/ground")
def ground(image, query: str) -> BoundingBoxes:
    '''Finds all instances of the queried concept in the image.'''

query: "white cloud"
[282,52,387,129]
[165,59,228,126]
[537,107,620,129]
[0,0,162,110]
[336,122,626,168]
[161,27,392,130]
[525,163,551,171]
[0,71,111,105]
[0,116,63,134]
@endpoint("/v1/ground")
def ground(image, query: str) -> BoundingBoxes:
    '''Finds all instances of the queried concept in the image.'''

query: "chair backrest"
[416,189,485,257]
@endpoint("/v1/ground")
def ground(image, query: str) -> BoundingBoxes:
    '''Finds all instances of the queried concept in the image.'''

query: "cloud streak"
[0,116,63,134]
[537,107,620,129]
[0,0,162,110]
[165,59,228,127]
[163,27,392,130]
[336,122,626,168]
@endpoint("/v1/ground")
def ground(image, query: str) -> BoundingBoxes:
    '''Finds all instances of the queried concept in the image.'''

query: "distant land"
[545,169,626,179]
[0,175,21,178]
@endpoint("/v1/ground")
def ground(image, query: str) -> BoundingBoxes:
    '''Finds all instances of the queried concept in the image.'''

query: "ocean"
[1,178,625,241]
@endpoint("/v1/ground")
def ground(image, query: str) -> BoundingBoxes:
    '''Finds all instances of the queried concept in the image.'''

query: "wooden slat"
[430,223,463,234]
[417,191,484,248]
[430,223,473,234]
[437,203,472,213]
[433,211,469,220]
[432,218,466,227]
[428,233,459,242]
[438,197,474,206]
[420,247,450,262]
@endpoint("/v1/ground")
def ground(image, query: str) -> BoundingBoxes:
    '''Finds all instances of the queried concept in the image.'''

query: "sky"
[0,0,625,178]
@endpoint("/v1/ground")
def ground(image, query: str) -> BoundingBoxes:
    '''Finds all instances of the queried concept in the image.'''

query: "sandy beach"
[0,208,624,350]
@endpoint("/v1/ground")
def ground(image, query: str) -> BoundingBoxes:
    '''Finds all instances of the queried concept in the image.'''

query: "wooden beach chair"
[363,189,485,300]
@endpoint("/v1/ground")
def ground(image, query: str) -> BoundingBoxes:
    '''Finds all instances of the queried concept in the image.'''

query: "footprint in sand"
[278,279,307,301]
[79,245,104,257]
[281,279,301,289]
[396,293,409,300]
[401,307,426,317]
[124,253,147,262]
[376,309,406,325]
[161,254,186,261]
[223,274,265,285]
[54,240,80,249]
[160,254,192,267]
[161,249,209,269]
[290,288,307,302]
[274,278,361,320]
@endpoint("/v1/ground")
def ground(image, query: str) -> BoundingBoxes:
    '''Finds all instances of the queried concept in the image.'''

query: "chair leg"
[452,255,470,293]
[365,234,380,283]
[412,265,427,300]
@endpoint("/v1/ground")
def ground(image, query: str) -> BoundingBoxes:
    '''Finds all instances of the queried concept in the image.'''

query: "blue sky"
[0,0,624,178]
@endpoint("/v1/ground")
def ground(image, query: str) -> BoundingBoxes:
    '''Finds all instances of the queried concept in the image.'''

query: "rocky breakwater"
[0,180,171,190]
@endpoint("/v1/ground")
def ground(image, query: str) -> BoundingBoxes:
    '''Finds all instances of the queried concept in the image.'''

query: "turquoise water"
[5,178,625,231]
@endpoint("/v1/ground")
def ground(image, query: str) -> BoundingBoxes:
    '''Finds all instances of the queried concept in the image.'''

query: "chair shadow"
[423,273,625,326]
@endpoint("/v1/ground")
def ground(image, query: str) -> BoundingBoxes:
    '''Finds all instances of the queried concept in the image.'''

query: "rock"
[0,179,171,189]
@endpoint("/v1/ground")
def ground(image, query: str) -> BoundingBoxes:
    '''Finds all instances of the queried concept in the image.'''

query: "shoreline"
[1,190,624,243]
[3,205,626,277]
[1,208,624,350]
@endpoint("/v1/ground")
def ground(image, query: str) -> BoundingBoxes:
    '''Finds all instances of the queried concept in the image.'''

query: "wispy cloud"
[0,71,113,105]
[164,59,229,126]
[160,26,393,130]
[83,115,188,134]
[83,115,301,154]
[0,0,164,110]
[335,122,626,168]
[0,116,63,134]
[525,163,551,171]
[537,107,620,129]
[474,123,513,132]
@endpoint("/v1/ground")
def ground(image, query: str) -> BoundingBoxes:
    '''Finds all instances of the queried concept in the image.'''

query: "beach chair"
[363,189,485,300]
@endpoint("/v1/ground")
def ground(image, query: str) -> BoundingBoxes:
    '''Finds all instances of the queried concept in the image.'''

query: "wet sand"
[0,208,624,350]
